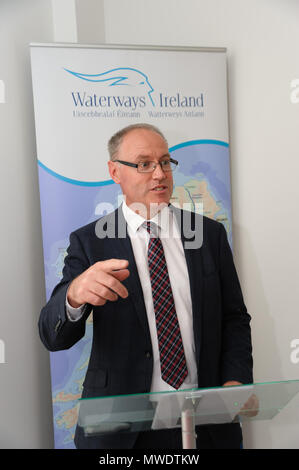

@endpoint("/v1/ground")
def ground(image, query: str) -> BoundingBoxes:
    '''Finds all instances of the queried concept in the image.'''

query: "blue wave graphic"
[38,140,228,186]
[169,140,229,152]
[38,160,115,187]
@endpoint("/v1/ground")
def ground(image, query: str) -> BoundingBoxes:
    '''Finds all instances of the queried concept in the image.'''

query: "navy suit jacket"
[39,206,253,449]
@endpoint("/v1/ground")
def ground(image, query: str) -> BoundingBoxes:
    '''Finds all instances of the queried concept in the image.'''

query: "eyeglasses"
[114,158,178,173]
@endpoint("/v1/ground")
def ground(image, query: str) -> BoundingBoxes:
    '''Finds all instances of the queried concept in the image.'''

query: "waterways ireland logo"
[65,66,205,119]
[65,67,155,109]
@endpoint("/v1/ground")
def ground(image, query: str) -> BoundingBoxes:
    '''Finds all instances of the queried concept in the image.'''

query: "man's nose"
[152,163,166,179]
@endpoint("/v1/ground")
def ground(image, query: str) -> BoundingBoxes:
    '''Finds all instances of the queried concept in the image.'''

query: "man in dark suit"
[39,123,253,449]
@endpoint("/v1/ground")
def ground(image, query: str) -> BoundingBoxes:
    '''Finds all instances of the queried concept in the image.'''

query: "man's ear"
[108,160,121,184]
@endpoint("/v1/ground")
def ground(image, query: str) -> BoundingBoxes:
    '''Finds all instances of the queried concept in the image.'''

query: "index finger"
[95,270,129,299]
[96,259,129,272]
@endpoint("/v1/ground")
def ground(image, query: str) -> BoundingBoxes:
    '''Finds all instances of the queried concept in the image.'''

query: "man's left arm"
[218,223,253,386]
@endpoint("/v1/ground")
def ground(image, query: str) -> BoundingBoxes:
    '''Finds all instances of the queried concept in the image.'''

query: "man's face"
[108,129,173,217]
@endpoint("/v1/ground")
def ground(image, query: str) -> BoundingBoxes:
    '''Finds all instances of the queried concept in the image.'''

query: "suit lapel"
[172,206,203,365]
[106,207,152,344]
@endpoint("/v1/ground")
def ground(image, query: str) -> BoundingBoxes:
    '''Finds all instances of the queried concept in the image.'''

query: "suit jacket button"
[145,351,151,358]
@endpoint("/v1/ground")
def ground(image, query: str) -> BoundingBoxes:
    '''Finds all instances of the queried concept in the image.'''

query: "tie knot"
[143,221,158,237]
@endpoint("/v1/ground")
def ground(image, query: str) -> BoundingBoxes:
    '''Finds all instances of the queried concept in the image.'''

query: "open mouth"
[151,186,168,192]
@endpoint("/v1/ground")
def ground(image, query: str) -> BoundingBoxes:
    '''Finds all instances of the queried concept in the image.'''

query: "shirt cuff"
[65,295,86,322]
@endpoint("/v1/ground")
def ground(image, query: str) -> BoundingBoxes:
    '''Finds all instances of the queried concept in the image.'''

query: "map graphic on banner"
[31,45,232,448]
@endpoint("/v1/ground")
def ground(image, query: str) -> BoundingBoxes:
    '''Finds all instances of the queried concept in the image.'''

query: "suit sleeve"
[38,231,92,352]
[218,224,253,385]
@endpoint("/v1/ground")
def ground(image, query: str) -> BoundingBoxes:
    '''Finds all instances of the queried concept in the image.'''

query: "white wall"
[103,0,299,448]
[0,0,108,450]
[0,0,298,449]
[0,0,54,448]
[75,0,105,44]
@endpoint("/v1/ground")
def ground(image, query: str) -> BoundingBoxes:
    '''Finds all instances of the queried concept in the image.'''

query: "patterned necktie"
[146,221,188,389]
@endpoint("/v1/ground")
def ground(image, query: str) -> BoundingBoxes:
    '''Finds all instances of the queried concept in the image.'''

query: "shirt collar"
[122,200,173,235]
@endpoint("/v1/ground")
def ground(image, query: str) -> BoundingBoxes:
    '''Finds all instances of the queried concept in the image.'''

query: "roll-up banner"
[30,44,232,449]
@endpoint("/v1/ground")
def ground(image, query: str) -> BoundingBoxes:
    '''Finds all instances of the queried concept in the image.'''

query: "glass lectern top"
[77,380,299,437]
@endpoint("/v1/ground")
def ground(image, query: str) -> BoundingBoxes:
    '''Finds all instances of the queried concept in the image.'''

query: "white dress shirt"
[66,202,198,392]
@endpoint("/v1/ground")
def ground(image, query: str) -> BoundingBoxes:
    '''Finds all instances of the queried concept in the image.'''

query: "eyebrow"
[137,153,171,160]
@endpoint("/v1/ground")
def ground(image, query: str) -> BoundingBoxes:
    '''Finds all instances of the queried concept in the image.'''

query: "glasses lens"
[161,160,177,172]
[137,161,154,172]
[137,160,177,173]
[169,161,177,172]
